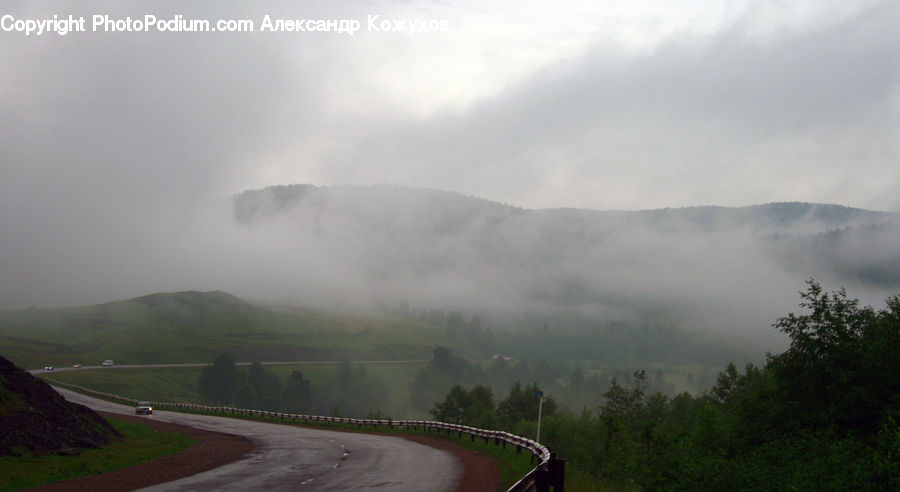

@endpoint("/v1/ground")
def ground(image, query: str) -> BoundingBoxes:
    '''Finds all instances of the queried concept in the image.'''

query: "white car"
[135,402,153,415]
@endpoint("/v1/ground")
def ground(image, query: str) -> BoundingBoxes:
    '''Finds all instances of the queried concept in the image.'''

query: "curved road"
[55,387,461,491]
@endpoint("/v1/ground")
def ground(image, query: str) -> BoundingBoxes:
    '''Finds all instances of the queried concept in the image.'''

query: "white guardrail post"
[45,378,563,491]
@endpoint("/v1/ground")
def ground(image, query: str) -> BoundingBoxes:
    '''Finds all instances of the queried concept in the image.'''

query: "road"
[36,359,427,373]
[54,387,461,491]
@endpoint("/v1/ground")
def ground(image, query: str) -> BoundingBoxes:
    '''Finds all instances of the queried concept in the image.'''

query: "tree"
[232,372,256,409]
[773,279,874,364]
[498,381,556,425]
[409,347,474,412]
[768,279,900,436]
[466,384,500,429]
[601,370,649,420]
[283,371,312,413]
[247,362,283,411]
[429,346,468,382]
[324,360,386,417]
[430,384,498,428]
[709,363,739,405]
[228,362,284,411]
[430,385,470,424]
[198,353,238,404]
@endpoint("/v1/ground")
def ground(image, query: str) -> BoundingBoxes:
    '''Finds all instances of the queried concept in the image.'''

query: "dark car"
[43,365,53,371]
[135,402,153,415]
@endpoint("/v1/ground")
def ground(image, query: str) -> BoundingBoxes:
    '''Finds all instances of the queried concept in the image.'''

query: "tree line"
[199,280,900,488]
[508,280,900,489]
[197,358,386,418]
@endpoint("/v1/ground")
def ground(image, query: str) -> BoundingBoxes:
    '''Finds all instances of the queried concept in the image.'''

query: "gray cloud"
[308,1,900,209]
[1,1,303,306]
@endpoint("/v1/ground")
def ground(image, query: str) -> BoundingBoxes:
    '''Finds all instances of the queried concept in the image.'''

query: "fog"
[218,185,899,351]
[2,2,899,352]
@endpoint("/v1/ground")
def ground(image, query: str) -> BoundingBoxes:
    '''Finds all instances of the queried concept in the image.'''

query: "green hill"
[0,291,454,369]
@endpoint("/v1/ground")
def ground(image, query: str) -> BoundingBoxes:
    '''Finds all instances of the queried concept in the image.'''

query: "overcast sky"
[2,0,899,308]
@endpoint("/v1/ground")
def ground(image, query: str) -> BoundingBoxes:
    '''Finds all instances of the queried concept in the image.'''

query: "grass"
[0,416,195,491]
[42,367,205,403]
[410,428,536,488]
[40,361,428,417]
[0,291,456,370]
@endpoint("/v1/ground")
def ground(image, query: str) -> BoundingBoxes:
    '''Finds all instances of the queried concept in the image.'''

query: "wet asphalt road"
[54,387,461,491]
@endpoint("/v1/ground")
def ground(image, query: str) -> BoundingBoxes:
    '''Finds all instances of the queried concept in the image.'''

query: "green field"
[41,361,428,416]
[0,291,456,370]
[43,367,206,403]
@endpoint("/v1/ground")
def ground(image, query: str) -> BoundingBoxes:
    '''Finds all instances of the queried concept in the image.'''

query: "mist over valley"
[5,183,897,377]
[229,184,900,354]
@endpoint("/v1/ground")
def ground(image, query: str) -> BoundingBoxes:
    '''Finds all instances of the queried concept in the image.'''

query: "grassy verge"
[40,367,204,403]
[0,417,195,491]
[376,425,536,489]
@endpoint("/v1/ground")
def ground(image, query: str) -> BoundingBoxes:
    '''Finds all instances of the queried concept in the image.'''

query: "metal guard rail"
[47,379,562,491]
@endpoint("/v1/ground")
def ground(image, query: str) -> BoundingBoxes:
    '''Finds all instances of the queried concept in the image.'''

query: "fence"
[47,379,565,491]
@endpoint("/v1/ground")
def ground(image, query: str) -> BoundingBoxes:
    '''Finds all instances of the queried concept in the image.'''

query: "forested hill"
[230,185,900,335]
[233,184,892,233]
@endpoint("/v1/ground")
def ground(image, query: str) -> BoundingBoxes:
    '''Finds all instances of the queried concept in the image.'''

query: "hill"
[0,355,116,456]
[234,185,893,234]
[0,291,453,369]
[7,185,898,371]
[230,185,900,351]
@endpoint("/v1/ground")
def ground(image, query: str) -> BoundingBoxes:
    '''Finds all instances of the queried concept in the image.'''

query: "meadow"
[0,291,455,370]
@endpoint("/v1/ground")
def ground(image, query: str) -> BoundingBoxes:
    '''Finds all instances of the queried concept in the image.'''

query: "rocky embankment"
[0,355,117,456]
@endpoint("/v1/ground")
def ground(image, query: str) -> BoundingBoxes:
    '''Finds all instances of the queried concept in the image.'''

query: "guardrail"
[46,378,565,491]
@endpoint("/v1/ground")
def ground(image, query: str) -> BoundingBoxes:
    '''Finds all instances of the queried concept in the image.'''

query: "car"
[43,365,53,371]
[72,363,81,368]
[135,402,153,415]
[102,360,114,367]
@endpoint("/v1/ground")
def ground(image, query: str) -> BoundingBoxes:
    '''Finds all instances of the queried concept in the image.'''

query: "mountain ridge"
[226,183,900,341]
[233,184,894,233]
[235,183,893,214]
